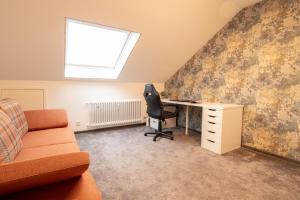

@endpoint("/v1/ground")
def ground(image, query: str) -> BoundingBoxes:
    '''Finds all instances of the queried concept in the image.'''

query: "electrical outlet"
[76,121,81,126]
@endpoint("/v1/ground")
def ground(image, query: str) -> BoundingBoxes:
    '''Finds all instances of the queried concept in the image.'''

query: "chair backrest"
[143,84,163,119]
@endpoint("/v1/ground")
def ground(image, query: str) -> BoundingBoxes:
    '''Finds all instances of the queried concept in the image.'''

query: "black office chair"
[143,84,178,141]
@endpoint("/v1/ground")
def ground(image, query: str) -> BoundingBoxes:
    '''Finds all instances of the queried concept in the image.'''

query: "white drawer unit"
[201,106,243,154]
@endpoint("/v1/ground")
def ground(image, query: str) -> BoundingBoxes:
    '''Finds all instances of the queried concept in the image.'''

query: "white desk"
[162,99,244,154]
[162,99,243,135]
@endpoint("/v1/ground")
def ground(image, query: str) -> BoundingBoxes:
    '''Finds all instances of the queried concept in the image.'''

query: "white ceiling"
[0,0,261,82]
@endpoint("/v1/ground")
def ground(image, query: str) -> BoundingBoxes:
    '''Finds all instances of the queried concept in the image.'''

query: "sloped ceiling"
[0,0,261,82]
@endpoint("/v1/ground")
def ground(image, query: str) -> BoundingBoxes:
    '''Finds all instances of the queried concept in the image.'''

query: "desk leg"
[185,106,189,135]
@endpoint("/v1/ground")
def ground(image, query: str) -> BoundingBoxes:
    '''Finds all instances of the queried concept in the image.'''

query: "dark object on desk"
[169,99,198,103]
[143,84,178,141]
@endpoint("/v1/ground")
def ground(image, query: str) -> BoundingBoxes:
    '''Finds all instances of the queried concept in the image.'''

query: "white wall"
[0,80,164,131]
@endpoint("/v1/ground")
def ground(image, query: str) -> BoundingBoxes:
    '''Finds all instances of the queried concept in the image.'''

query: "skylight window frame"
[64,18,140,79]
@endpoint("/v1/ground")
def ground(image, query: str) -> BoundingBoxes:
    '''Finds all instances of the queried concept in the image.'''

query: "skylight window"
[65,19,140,79]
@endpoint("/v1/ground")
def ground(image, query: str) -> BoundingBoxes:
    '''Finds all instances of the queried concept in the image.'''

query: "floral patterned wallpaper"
[165,0,300,161]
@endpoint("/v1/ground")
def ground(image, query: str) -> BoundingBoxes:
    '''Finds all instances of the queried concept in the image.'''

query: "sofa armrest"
[24,109,68,131]
[0,152,89,195]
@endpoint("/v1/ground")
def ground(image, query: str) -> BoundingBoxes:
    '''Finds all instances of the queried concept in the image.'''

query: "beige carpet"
[75,125,300,200]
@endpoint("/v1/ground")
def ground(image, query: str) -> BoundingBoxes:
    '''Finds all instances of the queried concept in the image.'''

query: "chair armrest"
[0,152,89,195]
[162,104,179,115]
[162,103,178,107]
[24,109,68,131]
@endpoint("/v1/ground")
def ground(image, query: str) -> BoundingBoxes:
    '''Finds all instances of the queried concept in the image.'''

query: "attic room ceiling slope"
[0,0,261,82]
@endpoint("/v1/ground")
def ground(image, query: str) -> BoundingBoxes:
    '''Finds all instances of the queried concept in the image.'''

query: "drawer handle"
[208,121,216,124]
[208,108,216,111]
[208,115,216,118]
[207,139,215,143]
[208,130,215,134]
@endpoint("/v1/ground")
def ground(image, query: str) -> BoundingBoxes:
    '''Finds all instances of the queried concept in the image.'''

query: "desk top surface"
[161,99,243,109]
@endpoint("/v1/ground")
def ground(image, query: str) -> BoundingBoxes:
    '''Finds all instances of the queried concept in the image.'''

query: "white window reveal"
[65,18,140,79]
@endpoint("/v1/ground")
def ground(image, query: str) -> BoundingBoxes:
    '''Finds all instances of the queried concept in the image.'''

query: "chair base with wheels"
[145,121,174,141]
[144,130,174,141]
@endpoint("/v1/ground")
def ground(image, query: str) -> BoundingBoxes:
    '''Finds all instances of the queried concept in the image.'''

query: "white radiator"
[86,99,142,129]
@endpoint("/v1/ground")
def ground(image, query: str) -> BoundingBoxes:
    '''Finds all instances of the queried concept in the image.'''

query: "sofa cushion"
[24,109,68,131]
[0,110,23,163]
[15,143,80,162]
[2,171,102,200]
[0,98,28,137]
[0,152,90,196]
[22,127,76,149]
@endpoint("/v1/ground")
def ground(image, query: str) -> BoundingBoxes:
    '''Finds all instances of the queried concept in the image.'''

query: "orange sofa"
[0,109,102,200]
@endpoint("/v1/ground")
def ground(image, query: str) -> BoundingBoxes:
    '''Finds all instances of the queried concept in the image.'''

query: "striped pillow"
[0,98,28,137]
[0,110,23,163]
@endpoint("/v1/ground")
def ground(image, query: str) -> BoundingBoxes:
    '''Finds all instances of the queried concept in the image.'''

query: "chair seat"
[163,111,177,119]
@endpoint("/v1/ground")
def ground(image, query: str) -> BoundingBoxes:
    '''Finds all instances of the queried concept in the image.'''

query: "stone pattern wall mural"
[165,0,300,161]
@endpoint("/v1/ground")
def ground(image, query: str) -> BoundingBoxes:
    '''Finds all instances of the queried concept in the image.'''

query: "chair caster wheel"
[144,133,147,136]
[171,137,174,140]
[153,138,156,142]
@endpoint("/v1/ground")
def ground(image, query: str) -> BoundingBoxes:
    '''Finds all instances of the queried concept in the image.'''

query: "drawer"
[202,120,222,133]
[202,114,222,124]
[203,108,223,118]
[202,129,221,144]
[201,138,221,154]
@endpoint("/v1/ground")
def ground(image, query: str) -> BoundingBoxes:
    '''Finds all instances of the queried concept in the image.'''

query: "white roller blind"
[66,20,129,68]
[65,19,140,79]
